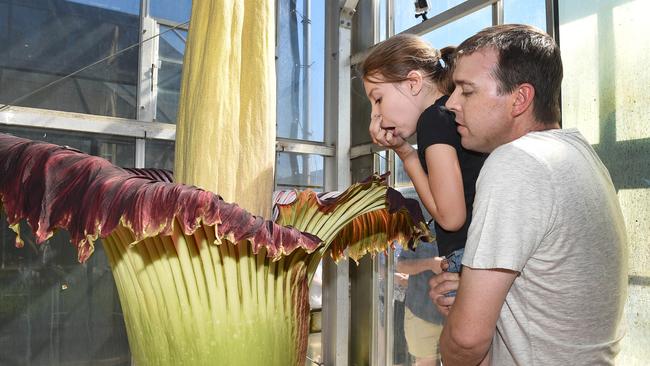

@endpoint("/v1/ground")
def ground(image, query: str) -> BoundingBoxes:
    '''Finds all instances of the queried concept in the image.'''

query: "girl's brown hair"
[361,34,456,95]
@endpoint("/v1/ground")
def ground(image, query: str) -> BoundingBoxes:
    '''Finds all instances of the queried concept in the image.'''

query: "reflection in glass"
[0,217,131,365]
[377,150,389,176]
[0,124,135,365]
[394,0,465,34]
[422,5,492,48]
[395,147,415,188]
[0,1,140,119]
[0,125,136,167]
[145,139,175,170]
[276,0,325,142]
[275,152,324,190]
[374,251,388,366]
[351,155,374,184]
[351,69,373,146]
[150,0,192,24]
[156,25,187,123]
[68,0,139,15]
[306,261,323,365]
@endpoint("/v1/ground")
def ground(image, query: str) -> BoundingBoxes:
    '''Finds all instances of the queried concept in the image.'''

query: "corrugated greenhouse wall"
[559,0,649,363]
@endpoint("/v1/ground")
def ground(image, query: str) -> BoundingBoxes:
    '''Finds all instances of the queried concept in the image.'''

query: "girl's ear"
[406,70,424,96]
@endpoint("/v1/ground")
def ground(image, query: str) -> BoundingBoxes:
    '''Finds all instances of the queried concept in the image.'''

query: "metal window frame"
[0,106,176,141]
[397,0,498,36]
[0,105,334,149]
[0,0,335,171]
[320,0,361,365]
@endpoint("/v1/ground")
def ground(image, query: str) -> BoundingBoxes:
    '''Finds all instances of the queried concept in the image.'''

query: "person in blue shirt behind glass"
[396,238,444,366]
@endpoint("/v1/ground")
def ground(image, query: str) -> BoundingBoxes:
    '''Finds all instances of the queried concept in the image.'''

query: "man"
[428,24,628,365]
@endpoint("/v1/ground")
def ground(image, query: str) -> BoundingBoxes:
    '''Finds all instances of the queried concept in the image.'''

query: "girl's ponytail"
[433,46,456,95]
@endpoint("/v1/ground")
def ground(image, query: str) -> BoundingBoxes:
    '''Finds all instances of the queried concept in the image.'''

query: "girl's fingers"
[369,115,382,144]
[377,128,387,146]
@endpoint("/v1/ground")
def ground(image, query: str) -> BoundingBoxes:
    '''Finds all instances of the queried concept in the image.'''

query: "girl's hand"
[369,115,407,150]
[431,256,445,274]
[394,272,409,287]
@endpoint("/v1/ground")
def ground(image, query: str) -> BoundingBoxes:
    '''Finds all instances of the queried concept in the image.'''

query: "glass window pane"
[0,217,131,365]
[156,26,187,123]
[422,5,493,48]
[351,155,375,183]
[377,150,389,175]
[150,0,192,23]
[0,2,140,119]
[275,152,324,190]
[379,0,387,41]
[306,260,323,364]
[0,125,134,365]
[0,125,136,167]
[276,0,325,142]
[558,0,650,362]
[395,0,466,34]
[373,251,388,365]
[351,69,372,146]
[395,148,414,188]
[504,0,547,31]
[391,244,410,366]
[68,0,139,14]
[145,139,175,170]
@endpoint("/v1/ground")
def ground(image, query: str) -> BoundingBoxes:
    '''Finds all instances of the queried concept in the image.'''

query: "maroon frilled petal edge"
[0,133,322,263]
[385,186,426,225]
[293,171,426,225]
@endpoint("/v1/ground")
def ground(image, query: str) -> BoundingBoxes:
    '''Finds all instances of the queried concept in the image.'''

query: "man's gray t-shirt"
[462,129,628,365]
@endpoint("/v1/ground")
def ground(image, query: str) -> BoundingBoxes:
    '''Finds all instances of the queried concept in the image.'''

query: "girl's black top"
[416,95,488,257]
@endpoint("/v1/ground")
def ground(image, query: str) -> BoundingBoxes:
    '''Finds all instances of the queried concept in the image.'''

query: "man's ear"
[512,83,535,117]
[406,70,424,96]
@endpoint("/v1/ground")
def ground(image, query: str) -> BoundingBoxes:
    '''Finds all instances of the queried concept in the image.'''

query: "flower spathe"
[0,133,322,263]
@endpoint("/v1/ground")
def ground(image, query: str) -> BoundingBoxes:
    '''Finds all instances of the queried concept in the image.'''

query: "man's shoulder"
[486,129,578,169]
[483,139,545,172]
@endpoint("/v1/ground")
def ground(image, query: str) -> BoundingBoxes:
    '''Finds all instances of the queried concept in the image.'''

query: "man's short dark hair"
[457,24,563,124]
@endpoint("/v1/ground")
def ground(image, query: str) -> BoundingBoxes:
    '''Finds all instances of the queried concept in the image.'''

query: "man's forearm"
[440,320,491,366]
[437,267,515,366]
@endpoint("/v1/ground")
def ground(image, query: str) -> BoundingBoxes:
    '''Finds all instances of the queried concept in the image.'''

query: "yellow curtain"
[175,0,276,218]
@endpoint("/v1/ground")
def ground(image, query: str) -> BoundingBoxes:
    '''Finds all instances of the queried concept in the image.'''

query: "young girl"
[361,34,486,286]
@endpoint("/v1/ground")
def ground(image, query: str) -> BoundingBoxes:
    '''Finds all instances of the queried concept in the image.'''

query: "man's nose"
[446,88,460,112]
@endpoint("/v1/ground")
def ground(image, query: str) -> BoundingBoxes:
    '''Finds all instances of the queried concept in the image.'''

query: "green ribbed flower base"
[103,222,310,366]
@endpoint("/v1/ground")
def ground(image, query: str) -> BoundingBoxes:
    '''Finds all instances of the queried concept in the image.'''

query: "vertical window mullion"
[493,0,504,25]
[302,0,311,185]
[137,16,157,122]
[387,0,395,37]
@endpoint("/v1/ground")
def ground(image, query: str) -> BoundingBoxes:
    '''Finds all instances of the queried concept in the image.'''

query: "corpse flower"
[0,133,431,366]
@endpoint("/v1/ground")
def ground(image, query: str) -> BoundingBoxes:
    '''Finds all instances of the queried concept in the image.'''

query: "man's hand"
[428,271,460,316]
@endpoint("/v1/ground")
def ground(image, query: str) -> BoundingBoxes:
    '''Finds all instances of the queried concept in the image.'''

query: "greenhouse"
[0,0,647,365]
